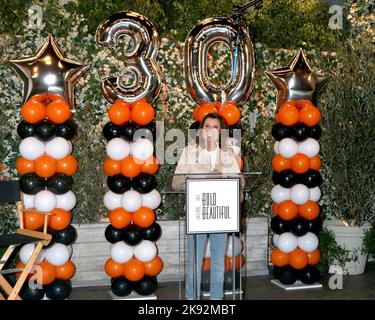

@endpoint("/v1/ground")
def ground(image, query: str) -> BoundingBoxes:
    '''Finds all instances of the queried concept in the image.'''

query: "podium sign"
[186,178,240,234]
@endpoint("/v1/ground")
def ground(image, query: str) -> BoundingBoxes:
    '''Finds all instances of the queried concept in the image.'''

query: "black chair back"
[0,180,20,203]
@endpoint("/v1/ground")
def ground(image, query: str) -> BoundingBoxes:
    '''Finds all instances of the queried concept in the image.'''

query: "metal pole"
[232,232,236,300]
[193,234,197,300]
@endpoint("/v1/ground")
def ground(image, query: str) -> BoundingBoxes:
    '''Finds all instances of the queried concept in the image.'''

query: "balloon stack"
[270,100,322,285]
[97,12,163,297]
[16,93,78,299]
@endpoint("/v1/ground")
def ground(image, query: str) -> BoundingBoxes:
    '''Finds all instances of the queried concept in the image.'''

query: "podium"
[162,172,261,300]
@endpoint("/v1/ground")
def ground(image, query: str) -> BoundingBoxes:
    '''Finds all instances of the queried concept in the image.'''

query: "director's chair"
[0,180,52,300]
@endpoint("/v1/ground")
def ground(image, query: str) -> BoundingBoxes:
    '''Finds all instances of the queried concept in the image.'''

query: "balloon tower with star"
[266,49,328,286]
[11,35,88,300]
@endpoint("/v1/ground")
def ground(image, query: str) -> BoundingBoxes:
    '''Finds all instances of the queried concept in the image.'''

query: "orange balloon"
[272,203,279,214]
[291,153,311,174]
[35,155,57,178]
[236,155,244,171]
[109,208,132,229]
[55,261,76,280]
[24,212,44,230]
[48,208,72,231]
[132,207,155,228]
[289,249,308,269]
[193,106,200,121]
[21,99,46,123]
[123,258,145,281]
[310,155,322,171]
[108,100,131,125]
[16,157,35,175]
[307,249,321,265]
[131,101,155,125]
[30,93,49,103]
[38,261,56,285]
[202,257,211,271]
[15,261,36,280]
[299,105,321,126]
[219,102,241,126]
[56,155,78,176]
[278,200,298,220]
[298,200,320,220]
[197,102,217,122]
[278,102,299,126]
[103,157,121,176]
[46,99,72,124]
[104,258,125,278]
[120,156,141,178]
[225,254,245,271]
[272,154,291,172]
[144,256,163,276]
[141,156,160,175]
[271,248,289,267]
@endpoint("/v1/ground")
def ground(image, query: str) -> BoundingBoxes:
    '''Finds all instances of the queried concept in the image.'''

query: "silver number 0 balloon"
[96,11,161,103]
[184,17,255,106]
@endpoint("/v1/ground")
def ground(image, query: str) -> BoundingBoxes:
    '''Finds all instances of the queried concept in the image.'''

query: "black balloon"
[272,123,290,141]
[307,216,322,234]
[299,169,322,188]
[17,120,35,139]
[292,123,309,141]
[133,276,157,296]
[224,271,241,291]
[53,225,77,245]
[121,122,137,141]
[276,265,298,285]
[278,169,296,188]
[132,173,157,194]
[123,224,142,246]
[200,270,210,292]
[19,172,45,194]
[47,173,73,194]
[103,122,122,141]
[299,266,320,284]
[141,222,161,242]
[272,171,280,185]
[35,120,56,141]
[107,174,132,194]
[291,217,309,236]
[55,120,77,140]
[105,224,124,244]
[111,277,133,296]
[309,125,322,140]
[45,279,72,300]
[272,266,281,278]
[271,216,291,235]
[20,285,45,300]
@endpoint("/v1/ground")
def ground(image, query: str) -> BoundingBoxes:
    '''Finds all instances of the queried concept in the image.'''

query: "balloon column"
[266,49,328,286]
[11,35,88,300]
[97,11,163,297]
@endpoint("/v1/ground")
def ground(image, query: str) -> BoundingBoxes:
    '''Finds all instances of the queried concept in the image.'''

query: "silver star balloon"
[265,48,329,112]
[10,35,89,111]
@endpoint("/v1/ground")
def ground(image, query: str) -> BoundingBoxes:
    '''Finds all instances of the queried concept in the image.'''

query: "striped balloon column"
[103,99,163,297]
[16,93,78,299]
[270,100,322,285]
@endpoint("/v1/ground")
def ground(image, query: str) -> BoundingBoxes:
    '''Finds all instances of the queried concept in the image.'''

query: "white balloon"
[45,137,70,159]
[132,138,154,161]
[56,191,76,211]
[309,187,322,202]
[36,249,47,263]
[68,140,73,154]
[271,185,290,204]
[122,190,142,212]
[277,232,298,253]
[110,241,133,264]
[278,138,298,158]
[103,191,122,211]
[226,236,243,257]
[141,189,161,210]
[133,240,157,262]
[298,232,319,253]
[34,190,57,212]
[21,192,35,209]
[19,137,45,160]
[20,243,35,264]
[272,234,280,247]
[106,138,130,161]
[298,138,320,158]
[290,184,310,205]
[273,141,279,154]
[45,243,70,266]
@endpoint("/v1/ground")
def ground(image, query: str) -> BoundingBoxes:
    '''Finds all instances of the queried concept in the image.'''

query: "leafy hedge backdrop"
[0,0,373,233]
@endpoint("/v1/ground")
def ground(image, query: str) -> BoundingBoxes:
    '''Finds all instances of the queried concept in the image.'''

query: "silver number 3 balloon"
[96,11,161,103]
[184,17,255,106]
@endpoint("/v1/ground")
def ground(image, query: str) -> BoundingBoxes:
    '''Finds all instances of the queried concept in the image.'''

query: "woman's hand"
[213,168,221,173]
